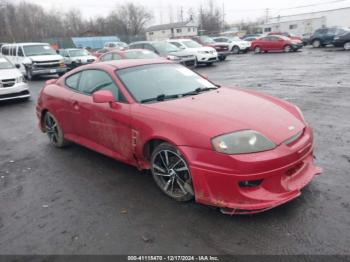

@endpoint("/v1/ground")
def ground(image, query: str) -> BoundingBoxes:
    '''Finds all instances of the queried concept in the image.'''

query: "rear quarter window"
[65,72,81,90]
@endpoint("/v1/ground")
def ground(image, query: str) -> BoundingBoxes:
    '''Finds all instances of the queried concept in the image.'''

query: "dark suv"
[310,27,349,48]
[332,29,350,50]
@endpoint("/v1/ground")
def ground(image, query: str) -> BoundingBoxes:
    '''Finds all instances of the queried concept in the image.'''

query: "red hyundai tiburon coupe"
[36,59,322,214]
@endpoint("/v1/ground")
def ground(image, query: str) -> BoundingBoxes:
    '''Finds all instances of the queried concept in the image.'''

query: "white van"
[0,43,67,80]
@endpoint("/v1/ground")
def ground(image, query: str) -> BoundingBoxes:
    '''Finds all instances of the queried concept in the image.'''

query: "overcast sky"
[12,0,350,24]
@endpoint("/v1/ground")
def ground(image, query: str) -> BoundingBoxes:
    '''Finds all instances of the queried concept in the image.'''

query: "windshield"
[182,40,202,48]
[0,57,14,69]
[23,45,56,56]
[199,36,215,44]
[117,64,216,103]
[153,42,180,53]
[69,49,89,57]
[124,50,159,59]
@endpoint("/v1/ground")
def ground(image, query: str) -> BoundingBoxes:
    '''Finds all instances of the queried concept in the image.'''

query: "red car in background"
[36,59,321,214]
[251,35,303,53]
[96,49,160,62]
[268,32,303,41]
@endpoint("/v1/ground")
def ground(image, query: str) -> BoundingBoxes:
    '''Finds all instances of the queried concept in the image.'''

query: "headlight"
[167,55,180,61]
[16,75,24,83]
[212,130,276,154]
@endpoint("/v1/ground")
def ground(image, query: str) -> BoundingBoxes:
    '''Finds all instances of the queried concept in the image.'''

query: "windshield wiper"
[141,94,180,103]
[181,87,219,97]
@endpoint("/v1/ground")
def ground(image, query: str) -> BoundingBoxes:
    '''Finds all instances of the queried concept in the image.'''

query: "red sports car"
[36,59,322,214]
[97,49,160,62]
[251,35,303,53]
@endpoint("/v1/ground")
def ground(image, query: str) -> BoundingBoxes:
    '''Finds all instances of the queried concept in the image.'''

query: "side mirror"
[15,64,21,69]
[92,90,115,104]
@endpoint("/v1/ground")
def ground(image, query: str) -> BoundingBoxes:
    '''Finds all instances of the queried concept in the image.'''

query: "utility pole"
[222,1,225,31]
[180,6,184,22]
[265,8,270,23]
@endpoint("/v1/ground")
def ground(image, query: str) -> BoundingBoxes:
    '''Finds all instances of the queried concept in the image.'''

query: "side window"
[10,46,16,56]
[170,42,182,48]
[2,46,9,55]
[143,44,155,52]
[17,47,24,57]
[100,53,113,62]
[78,70,123,101]
[65,72,81,90]
[112,53,122,60]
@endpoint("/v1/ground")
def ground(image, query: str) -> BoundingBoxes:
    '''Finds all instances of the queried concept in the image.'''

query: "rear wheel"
[151,143,194,202]
[44,112,69,148]
[232,46,240,54]
[284,45,292,52]
[344,42,350,50]
[312,39,321,48]
[254,46,262,53]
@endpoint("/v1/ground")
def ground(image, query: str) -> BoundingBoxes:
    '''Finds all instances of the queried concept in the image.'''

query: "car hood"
[188,47,216,52]
[0,68,22,79]
[142,87,305,145]
[29,55,63,62]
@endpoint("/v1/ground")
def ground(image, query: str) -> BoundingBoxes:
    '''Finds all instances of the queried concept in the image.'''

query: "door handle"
[72,101,79,110]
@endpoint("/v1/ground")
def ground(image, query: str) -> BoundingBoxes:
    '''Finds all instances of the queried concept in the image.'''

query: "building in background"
[261,7,350,38]
[146,21,198,41]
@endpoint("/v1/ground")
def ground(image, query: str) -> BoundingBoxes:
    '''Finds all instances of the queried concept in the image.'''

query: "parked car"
[167,39,218,66]
[36,59,321,214]
[59,48,96,69]
[268,32,302,41]
[251,35,303,53]
[190,36,230,61]
[309,27,350,48]
[332,29,350,50]
[0,55,30,101]
[92,48,110,58]
[129,41,196,67]
[1,43,66,80]
[104,42,128,50]
[212,36,251,54]
[97,49,160,62]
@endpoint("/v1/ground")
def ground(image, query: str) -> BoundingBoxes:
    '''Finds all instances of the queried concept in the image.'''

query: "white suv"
[168,39,218,66]
[1,43,67,80]
[0,55,30,101]
[213,36,251,54]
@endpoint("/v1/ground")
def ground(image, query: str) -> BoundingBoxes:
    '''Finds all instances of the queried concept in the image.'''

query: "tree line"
[0,0,261,43]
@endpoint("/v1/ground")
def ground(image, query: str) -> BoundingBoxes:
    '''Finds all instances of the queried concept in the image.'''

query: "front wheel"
[151,143,194,202]
[344,42,350,50]
[218,55,226,61]
[284,45,292,52]
[312,39,321,48]
[232,46,240,54]
[254,46,262,54]
[44,112,70,148]
[25,67,34,81]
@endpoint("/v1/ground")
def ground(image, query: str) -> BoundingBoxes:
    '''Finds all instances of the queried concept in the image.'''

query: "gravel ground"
[0,47,349,255]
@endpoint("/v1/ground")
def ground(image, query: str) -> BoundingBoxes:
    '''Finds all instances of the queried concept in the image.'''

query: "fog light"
[239,179,263,188]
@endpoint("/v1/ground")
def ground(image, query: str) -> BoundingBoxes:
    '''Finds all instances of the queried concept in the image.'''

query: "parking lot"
[0,47,350,255]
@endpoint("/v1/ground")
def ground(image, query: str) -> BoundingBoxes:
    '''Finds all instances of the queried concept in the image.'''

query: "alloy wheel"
[45,113,59,144]
[344,42,350,50]
[313,40,321,48]
[152,148,194,201]
[284,45,292,52]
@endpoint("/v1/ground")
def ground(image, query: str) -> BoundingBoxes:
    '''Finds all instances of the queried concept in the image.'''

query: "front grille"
[0,90,29,99]
[180,55,194,59]
[33,60,61,69]
[0,78,16,88]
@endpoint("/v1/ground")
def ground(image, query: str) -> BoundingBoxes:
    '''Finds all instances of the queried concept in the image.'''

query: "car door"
[70,69,133,162]
[270,36,283,50]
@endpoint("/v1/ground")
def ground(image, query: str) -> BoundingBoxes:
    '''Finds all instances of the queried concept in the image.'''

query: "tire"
[25,67,33,81]
[151,143,194,202]
[344,42,350,50]
[312,39,321,48]
[44,112,70,148]
[232,46,240,54]
[218,55,226,61]
[254,46,262,54]
[284,45,292,53]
